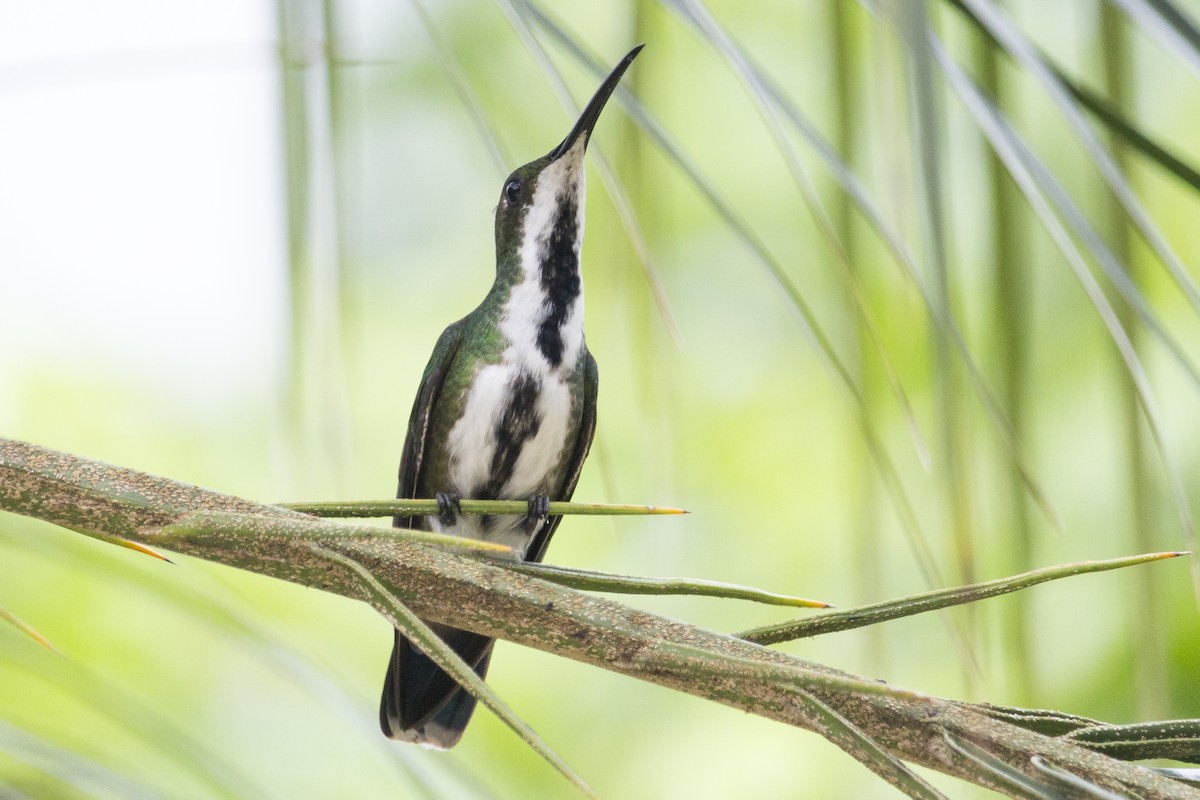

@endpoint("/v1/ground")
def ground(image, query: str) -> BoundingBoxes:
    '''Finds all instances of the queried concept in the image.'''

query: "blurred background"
[2,0,1200,796]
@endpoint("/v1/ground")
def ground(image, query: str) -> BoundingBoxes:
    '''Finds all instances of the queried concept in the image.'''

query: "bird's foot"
[527,494,551,521]
[436,492,462,527]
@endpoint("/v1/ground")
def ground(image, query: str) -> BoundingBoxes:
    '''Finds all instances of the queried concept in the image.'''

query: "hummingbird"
[379,45,643,748]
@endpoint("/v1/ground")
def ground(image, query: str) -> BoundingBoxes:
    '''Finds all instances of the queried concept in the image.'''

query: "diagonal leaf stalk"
[277,499,686,517]
[738,552,1185,645]
[974,704,1102,737]
[895,0,980,640]
[3,437,1195,798]
[1151,768,1200,788]
[505,562,830,608]
[306,543,596,799]
[405,0,510,175]
[519,0,947,597]
[2,608,265,798]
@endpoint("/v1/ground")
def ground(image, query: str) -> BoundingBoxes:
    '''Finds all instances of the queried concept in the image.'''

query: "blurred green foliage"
[3,0,1200,796]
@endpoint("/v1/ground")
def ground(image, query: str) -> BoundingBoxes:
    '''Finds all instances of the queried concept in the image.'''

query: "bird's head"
[493,45,642,283]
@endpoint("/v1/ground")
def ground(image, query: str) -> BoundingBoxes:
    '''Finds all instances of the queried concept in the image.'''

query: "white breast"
[437,303,582,550]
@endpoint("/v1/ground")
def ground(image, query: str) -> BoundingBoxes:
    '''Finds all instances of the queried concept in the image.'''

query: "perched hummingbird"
[380,45,643,748]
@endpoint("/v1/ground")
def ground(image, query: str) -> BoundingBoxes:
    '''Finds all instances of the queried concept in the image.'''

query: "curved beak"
[550,44,643,161]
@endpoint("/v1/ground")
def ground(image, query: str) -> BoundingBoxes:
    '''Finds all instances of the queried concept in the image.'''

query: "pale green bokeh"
[3,0,1200,797]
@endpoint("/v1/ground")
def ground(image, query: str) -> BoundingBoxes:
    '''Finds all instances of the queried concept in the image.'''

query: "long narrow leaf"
[1064,719,1200,762]
[307,543,596,798]
[2,641,263,798]
[974,704,1100,737]
[507,562,830,607]
[0,721,161,800]
[406,0,510,174]
[738,552,1184,645]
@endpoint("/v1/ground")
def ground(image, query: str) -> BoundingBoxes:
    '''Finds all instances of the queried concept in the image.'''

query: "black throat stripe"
[536,193,582,367]
[481,373,543,506]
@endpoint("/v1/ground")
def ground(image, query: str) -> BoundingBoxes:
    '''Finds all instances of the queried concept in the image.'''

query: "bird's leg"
[436,491,462,527]
[527,494,551,522]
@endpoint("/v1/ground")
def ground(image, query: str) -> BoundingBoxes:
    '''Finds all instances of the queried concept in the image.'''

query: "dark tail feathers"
[379,623,494,749]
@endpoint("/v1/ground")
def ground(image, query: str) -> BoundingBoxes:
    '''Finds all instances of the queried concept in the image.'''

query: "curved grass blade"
[1030,756,1128,800]
[0,604,58,653]
[519,0,946,592]
[1064,719,1200,762]
[277,499,686,517]
[935,40,1200,592]
[738,552,1184,645]
[665,0,931,472]
[943,731,1065,800]
[308,543,596,799]
[957,0,1200,317]
[506,562,831,608]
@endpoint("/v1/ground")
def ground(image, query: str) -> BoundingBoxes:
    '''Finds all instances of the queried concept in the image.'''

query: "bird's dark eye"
[503,178,521,205]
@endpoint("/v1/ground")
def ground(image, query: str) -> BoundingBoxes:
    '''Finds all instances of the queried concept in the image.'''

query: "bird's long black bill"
[550,44,644,160]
